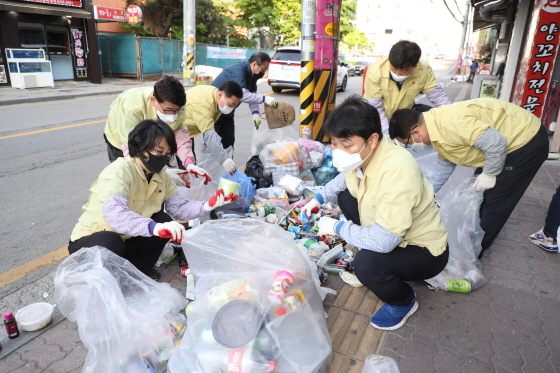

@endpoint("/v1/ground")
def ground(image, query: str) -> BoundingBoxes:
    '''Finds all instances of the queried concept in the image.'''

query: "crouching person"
[302,95,449,330]
[69,119,230,280]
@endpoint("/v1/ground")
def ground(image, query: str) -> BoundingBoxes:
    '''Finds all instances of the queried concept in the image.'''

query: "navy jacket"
[211,61,264,93]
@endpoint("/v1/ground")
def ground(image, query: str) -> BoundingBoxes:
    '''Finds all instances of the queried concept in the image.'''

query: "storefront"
[0,0,101,86]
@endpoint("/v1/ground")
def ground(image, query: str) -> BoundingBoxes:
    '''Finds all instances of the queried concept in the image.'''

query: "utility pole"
[183,0,195,85]
[312,0,341,142]
[456,0,471,76]
[299,0,316,139]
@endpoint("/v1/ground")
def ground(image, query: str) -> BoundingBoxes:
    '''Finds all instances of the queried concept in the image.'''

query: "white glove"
[264,96,278,108]
[472,173,496,192]
[253,113,262,129]
[166,168,189,187]
[318,216,341,236]
[153,221,186,242]
[222,158,236,175]
[203,189,225,211]
[301,198,321,218]
[187,164,210,179]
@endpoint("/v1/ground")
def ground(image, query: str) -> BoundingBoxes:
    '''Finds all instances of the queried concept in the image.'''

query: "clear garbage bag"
[426,176,487,291]
[177,151,225,202]
[251,123,299,156]
[168,219,332,373]
[361,355,400,373]
[259,140,312,171]
[54,247,188,373]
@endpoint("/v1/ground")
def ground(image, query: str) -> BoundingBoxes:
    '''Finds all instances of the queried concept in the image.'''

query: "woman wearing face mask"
[104,75,209,187]
[364,40,451,134]
[69,119,233,280]
[389,98,548,258]
[301,95,449,330]
[183,80,244,175]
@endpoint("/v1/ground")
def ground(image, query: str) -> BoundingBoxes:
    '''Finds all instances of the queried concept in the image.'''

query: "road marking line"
[5,94,119,108]
[0,119,106,140]
[0,84,149,95]
[0,246,68,288]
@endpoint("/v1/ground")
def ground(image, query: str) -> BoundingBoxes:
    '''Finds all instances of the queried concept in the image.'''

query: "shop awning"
[0,1,91,18]
[471,0,511,31]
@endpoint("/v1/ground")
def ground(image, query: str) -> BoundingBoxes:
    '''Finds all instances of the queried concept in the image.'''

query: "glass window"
[46,26,70,55]
[272,50,301,62]
[18,62,51,73]
[18,23,46,49]
[9,49,45,59]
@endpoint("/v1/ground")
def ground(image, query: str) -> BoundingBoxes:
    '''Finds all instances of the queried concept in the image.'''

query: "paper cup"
[218,178,240,195]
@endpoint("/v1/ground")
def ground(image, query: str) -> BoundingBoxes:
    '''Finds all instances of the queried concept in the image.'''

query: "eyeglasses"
[404,126,418,148]
[155,100,184,115]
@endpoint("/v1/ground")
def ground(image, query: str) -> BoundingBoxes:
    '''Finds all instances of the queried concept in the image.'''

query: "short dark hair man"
[389,98,549,257]
[184,80,243,174]
[210,51,278,150]
[364,40,451,134]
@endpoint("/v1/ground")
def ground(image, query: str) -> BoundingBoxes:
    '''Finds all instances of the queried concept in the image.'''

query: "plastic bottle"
[267,269,295,305]
[226,348,276,373]
[4,311,20,339]
[276,289,306,316]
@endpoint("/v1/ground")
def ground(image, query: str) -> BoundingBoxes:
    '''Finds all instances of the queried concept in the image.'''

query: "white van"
[267,47,348,93]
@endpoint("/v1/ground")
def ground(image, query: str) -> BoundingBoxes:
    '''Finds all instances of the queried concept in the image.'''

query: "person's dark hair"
[389,40,422,69]
[153,75,186,107]
[249,51,271,66]
[219,80,243,99]
[388,109,422,140]
[324,95,383,141]
[128,119,177,166]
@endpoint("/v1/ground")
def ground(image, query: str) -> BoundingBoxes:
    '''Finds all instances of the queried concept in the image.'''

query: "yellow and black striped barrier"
[183,53,195,78]
[299,60,315,139]
[312,68,337,142]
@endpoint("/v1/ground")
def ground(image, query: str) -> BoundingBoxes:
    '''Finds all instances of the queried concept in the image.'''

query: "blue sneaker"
[528,229,558,253]
[370,300,418,330]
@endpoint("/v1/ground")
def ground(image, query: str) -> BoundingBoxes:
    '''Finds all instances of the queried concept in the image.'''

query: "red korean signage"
[23,0,82,7]
[512,0,560,117]
[126,5,143,25]
[93,6,125,22]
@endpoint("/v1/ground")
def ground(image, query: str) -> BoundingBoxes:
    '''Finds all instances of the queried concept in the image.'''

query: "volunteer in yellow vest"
[301,96,449,331]
[389,98,549,257]
[184,80,243,175]
[70,119,232,280]
[104,75,209,187]
[364,40,451,134]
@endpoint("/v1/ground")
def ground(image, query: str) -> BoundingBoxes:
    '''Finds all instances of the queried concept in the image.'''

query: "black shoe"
[149,268,161,281]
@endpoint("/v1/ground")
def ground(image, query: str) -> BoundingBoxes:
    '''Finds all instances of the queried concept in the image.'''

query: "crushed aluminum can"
[181,266,189,277]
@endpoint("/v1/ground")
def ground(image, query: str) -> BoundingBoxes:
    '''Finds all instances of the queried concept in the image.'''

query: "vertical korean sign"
[512,0,560,117]
[70,27,88,80]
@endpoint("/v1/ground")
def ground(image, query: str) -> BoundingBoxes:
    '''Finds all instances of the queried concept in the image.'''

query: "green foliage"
[339,0,357,40]
[342,28,374,52]
[125,0,182,37]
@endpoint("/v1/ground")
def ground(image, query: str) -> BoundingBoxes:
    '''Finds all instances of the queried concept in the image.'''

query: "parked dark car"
[341,62,356,76]
[354,61,369,76]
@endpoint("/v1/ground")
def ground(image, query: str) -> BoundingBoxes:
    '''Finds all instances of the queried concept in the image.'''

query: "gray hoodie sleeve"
[202,129,230,164]
[473,127,508,176]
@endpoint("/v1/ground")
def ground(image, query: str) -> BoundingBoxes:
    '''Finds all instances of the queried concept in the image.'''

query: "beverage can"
[181,266,189,277]
[447,279,471,293]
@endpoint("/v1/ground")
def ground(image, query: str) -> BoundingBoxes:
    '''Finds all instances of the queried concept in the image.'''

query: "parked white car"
[268,47,348,93]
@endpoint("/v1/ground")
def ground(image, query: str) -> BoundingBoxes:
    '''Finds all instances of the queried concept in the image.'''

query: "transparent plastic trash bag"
[168,219,332,373]
[177,151,225,202]
[426,176,487,291]
[361,355,400,373]
[54,247,188,373]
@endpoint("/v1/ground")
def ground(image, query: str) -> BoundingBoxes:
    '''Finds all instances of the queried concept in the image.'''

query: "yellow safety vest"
[364,58,438,119]
[344,137,448,256]
[70,157,177,242]
[424,98,542,167]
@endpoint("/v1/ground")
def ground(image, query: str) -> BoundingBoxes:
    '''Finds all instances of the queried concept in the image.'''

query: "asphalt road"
[0,58,456,298]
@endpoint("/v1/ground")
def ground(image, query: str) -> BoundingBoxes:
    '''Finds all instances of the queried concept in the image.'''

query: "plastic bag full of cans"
[168,219,332,373]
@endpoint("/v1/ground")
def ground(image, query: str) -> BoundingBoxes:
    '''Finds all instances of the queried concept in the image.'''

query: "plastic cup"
[218,178,240,196]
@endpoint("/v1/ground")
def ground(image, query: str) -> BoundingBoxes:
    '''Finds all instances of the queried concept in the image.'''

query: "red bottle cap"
[3,311,14,320]
[275,307,286,317]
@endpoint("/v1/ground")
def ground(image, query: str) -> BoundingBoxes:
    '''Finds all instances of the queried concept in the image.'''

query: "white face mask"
[156,110,178,124]
[390,70,411,82]
[332,142,373,173]
[410,132,426,151]
[219,105,234,115]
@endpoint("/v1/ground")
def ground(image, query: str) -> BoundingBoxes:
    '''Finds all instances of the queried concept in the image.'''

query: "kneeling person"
[302,95,449,330]
[69,119,231,280]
